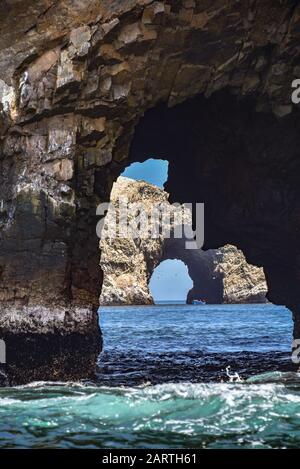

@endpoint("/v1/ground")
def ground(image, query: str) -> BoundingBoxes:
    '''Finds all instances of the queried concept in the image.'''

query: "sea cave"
[0,0,300,385]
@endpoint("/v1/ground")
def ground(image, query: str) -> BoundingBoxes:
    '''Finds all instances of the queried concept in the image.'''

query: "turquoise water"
[0,304,300,449]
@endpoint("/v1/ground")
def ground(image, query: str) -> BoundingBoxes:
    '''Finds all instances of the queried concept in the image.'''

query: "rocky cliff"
[100,177,267,305]
[215,245,267,304]
[1,1,300,383]
[100,176,166,305]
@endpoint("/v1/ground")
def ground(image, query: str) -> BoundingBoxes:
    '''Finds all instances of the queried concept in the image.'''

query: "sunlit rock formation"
[0,1,300,382]
[100,177,267,305]
[215,245,267,304]
[100,176,166,305]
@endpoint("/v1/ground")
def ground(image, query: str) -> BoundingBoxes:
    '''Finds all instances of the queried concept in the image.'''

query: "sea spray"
[0,379,300,448]
[225,366,243,383]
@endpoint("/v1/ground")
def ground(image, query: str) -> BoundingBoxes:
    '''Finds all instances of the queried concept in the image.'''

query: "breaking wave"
[1,374,300,448]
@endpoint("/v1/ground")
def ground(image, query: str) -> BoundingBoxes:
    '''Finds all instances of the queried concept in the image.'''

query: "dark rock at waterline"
[0,306,101,386]
[96,350,298,386]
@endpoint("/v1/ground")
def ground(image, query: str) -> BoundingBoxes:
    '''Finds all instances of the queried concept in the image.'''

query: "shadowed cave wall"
[1,0,300,383]
[128,92,300,321]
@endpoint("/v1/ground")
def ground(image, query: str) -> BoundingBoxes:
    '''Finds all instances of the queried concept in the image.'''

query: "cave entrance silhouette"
[99,157,205,306]
[149,259,193,304]
[100,147,265,307]
[120,90,299,315]
[121,158,169,189]
[96,89,299,351]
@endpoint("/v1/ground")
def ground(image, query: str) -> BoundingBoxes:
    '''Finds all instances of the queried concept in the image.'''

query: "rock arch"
[0,0,300,382]
[149,258,193,303]
[100,177,267,306]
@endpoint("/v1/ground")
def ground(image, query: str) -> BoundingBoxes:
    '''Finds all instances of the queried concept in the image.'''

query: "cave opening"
[149,259,193,304]
[99,156,199,306]
[99,91,275,308]
[98,88,298,328]
[124,89,300,312]
[97,88,297,384]
[121,158,169,189]
[99,155,223,306]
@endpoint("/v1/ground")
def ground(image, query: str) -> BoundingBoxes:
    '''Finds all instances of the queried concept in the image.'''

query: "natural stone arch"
[0,1,300,382]
[160,239,223,305]
[100,177,267,306]
[149,258,193,303]
[100,176,222,305]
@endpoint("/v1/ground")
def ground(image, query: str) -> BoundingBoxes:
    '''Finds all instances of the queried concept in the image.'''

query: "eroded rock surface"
[0,306,101,385]
[215,245,267,304]
[100,177,267,305]
[100,176,166,305]
[0,1,300,382]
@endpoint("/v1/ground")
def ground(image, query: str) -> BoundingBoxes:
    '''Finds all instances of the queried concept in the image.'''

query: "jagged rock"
[215,245,267,304]
[100,177,167,305]
[100,177,267,305]
[0,306,101,385]
[0,1,300,383]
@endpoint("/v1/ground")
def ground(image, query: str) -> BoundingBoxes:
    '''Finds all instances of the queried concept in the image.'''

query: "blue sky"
[122,159,192,302]
[149,259,193,302]
[122,159,168,189]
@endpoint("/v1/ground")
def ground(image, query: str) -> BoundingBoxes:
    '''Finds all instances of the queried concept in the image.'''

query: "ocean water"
[97,303,294,385]
[1,303,300,449]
